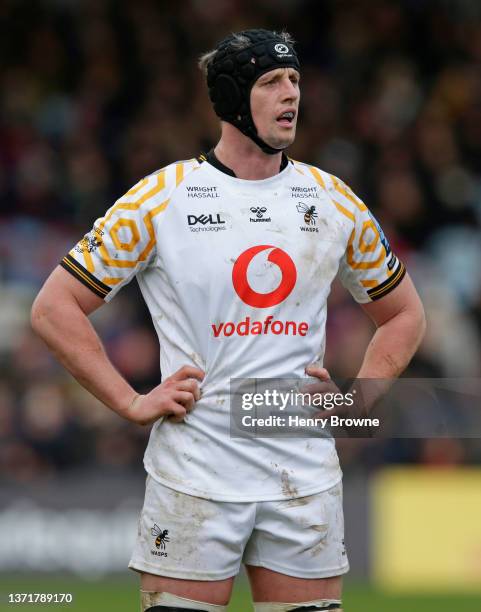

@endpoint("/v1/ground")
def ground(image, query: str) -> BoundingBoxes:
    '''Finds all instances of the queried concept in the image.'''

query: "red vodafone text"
[212,315,309,338]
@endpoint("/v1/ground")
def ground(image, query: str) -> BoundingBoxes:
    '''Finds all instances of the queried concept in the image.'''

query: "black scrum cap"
[206,29,300,155]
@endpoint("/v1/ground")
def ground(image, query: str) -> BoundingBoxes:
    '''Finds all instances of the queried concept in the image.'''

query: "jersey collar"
[198,149,289,178]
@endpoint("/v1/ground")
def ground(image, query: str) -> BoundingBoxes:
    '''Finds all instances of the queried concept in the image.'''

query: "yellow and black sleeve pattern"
[60,253,111,299]
[366,259,406,301]
[327,174,406,304]
[60,168,171,300]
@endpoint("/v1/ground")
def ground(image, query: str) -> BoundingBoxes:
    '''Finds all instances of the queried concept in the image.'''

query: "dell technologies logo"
[187,213,226,233]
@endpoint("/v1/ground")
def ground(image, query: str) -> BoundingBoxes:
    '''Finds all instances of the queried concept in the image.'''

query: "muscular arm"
[31,266,203,424]
[306,274,425,413]
[31,266,135,411]
[357,272,426,378]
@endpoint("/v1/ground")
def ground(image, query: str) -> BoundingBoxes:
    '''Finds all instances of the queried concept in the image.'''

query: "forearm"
[349,306,426,414]
[31,298,136,417]
[357,308,425,379]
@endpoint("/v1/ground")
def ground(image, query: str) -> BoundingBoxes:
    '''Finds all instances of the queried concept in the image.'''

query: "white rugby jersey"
[62,154,405,501]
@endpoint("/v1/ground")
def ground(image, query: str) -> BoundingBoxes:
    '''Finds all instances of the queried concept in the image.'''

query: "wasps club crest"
[150,524,169,557]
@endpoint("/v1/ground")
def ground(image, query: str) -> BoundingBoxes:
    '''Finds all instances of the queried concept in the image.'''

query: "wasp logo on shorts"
[232,245,297,308]
[150,524,169,558]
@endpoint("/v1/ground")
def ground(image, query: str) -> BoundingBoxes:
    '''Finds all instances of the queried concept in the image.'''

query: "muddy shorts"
[129,475,349,580]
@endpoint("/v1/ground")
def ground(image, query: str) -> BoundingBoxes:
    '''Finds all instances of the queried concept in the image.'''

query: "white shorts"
[129,475,349,581]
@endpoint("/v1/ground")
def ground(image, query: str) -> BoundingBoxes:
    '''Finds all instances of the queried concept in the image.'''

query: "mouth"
[276,109,296,127]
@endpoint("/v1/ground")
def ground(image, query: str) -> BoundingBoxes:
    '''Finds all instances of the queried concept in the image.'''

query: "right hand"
[124,366,205,426]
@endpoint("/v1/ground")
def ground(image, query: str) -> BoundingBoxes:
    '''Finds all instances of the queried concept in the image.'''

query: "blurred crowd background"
[1,0,481,485]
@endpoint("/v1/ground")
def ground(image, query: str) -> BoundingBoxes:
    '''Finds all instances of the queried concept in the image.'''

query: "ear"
[211,75,241,115]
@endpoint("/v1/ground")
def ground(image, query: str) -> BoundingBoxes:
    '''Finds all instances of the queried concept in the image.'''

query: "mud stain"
[189,351,204,367]
[281,469,299,498]
[286,493,317,509]
[216,396,226,406]
[310,542,325,557]
[285,496,309,508]
[171,490,218,560]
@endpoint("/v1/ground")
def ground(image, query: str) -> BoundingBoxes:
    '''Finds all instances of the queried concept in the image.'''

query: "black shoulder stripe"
[60,254,111,299]
[367,261,406,301]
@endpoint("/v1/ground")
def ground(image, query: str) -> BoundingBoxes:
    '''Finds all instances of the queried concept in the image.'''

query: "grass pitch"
[1,576,481,611]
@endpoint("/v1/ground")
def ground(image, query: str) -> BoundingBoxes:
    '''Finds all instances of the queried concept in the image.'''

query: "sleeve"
[60,170,168,301]
[335,177,406,303]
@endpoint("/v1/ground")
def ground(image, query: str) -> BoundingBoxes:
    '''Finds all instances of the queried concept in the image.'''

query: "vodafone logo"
[232,245,297,308]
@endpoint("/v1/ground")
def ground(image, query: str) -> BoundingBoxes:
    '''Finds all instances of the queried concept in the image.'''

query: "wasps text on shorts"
[296,203,318,225]
[151,524,170,550]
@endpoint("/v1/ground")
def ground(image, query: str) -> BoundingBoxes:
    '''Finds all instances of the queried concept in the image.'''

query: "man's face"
[250,67,300,150]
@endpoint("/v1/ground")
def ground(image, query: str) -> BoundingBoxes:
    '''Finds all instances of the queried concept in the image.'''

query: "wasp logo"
[296,203,318,225]
[151,524,169,550]
[296,203,319,233]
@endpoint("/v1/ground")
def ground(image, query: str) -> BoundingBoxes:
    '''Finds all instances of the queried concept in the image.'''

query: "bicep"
[360,273,424,327]
[34,265,105,317]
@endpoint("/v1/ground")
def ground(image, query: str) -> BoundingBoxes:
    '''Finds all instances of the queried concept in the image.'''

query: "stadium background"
[1,0,481,610]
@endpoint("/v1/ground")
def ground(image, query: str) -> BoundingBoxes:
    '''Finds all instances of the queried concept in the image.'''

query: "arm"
[31,266,204,425]
[306,274,425,415]
[357,272,425,378]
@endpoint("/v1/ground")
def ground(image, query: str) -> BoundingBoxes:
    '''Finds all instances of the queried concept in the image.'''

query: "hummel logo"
[249,206,271,223]
[250,206,267,218]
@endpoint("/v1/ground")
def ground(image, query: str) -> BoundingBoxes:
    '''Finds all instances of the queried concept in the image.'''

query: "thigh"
[141,572,234,606]
[243,481,349,587]
[245,566,342,602]
[129,475,256,582]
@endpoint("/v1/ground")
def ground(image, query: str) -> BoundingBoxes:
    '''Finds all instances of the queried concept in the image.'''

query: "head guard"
[206,29,300,155]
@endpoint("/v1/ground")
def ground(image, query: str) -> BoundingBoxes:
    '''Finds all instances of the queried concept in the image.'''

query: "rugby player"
[31,29,425,612]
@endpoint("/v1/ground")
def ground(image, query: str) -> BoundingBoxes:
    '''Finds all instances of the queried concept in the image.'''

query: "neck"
[214,123,283,180]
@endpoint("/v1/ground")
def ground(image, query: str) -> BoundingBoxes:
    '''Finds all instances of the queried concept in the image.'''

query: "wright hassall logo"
[186,185,219,198]
[187,213,227,232]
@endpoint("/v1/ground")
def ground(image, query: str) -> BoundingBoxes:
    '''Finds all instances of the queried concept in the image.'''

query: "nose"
[281,74,299,102]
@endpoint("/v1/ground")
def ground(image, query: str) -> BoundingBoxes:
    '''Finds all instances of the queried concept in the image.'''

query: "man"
[31,29,425,612]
